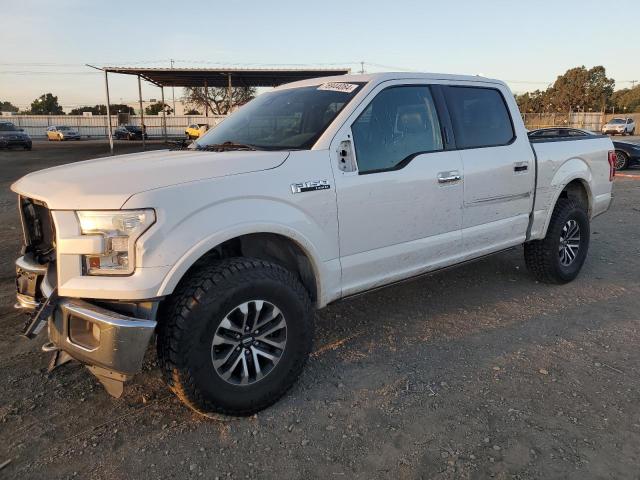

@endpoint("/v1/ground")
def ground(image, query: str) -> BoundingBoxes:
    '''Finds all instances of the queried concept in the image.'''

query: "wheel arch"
[157,228,323,307]
[540,175,593,238]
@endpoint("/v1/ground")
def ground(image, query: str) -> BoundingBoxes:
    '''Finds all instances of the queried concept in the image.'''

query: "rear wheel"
[615,151,629,170]
[524,198,590,284]
[157,258,314,416]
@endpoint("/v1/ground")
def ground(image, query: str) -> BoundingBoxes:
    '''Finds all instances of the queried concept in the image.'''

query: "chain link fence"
[0,114,226,139]
[522,112,640,132]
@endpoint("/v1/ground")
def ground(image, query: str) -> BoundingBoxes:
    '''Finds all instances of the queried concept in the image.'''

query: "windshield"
[58,126,71,130]
[126,126,141,131]
[0,123,17,131]
[193,82,364,150]
[609,118,625,124]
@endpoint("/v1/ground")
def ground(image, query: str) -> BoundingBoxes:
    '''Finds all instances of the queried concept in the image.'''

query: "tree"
[515,66,615,113]
[29,93,64,115]
[0,100,19,113]
[547,66,614,111]
[183,86,257,115]
[145,102,173,116]
[184,108,201,115]
[611,85,640,113]
[514,90,547,113]
[68,104,134,115]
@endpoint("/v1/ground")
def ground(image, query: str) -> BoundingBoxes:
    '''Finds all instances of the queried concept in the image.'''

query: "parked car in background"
[611,139,640,170]
[185,123,209,140]
[601,117,635,136]
[0,121,32,150]
[114,125,148,140]
[46,125,81,141]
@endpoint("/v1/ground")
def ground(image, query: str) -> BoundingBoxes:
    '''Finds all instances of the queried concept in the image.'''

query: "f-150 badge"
[290,180,331,194]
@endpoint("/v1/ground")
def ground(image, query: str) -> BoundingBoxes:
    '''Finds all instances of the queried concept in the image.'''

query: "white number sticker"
[317,82,359,93]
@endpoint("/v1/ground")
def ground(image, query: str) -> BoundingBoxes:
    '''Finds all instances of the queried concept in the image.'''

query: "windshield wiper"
[195,141,264,152]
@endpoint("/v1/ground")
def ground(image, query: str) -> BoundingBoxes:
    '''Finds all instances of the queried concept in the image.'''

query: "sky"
[1,0,638,111]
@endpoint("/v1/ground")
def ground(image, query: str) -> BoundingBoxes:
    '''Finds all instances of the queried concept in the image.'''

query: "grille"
[19,196,56,263]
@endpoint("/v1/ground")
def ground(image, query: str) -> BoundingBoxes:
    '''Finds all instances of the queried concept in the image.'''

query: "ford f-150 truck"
[11,72,615,416]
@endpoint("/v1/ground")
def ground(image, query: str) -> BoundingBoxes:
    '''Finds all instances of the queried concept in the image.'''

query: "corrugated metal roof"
[100,67,351,88]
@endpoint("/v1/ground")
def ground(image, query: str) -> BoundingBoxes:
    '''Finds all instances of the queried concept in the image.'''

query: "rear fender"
[530,158,593,239]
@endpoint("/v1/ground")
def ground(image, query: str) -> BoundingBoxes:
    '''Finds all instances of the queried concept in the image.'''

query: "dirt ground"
[1,140,639,479]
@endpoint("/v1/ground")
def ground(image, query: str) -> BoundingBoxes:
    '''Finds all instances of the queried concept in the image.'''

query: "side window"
[351,86,443,174]
[444,86,515,148]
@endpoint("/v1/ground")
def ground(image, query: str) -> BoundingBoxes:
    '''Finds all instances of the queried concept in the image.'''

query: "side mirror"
[337,139,356,172]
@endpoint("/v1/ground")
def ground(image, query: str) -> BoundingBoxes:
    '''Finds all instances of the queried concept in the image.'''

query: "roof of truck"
[278,71,505,90]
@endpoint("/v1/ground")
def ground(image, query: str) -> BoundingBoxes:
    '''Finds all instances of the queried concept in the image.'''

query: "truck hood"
[11,149,289,209]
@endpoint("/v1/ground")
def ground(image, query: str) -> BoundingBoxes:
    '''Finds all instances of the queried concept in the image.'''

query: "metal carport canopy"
[101,67,351,87]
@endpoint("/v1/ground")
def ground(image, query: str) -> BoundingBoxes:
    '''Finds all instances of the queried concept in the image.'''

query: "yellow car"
[46,125,81,141]
[185,123,209,140]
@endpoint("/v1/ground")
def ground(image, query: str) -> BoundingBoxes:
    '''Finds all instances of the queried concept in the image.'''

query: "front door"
[331,83,464,296]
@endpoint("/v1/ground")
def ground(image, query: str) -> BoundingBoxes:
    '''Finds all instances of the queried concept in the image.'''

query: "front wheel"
[524,198,590,284]
[157,258,314,416]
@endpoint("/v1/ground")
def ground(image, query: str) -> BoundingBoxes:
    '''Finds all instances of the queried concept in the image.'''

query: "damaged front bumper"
[15,255,157,397]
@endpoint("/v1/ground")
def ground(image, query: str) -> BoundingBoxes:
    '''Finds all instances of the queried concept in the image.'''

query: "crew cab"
[11,73,615,416]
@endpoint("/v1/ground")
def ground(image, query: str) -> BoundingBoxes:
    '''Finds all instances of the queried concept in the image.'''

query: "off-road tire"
[157,257,313,416]
[524,198,590,284]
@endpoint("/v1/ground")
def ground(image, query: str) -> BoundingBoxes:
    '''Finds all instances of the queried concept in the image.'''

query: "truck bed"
[528,134,614,240]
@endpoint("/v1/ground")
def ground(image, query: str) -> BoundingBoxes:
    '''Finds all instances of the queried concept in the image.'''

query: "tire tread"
[157,257,312,416]
[524,198,587,284]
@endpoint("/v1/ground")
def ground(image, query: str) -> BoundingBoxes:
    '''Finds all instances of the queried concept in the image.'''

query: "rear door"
[331,82,464,296]
[442,84,535,258]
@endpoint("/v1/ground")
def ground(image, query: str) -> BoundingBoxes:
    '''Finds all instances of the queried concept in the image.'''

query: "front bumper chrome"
[48,299,157,377]
[15,255,158,396]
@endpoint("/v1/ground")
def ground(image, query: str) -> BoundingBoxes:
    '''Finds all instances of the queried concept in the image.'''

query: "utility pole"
[170,59,176,115]
[630,80,638,88]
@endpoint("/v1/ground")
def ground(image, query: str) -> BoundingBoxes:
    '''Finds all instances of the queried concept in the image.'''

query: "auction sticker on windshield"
[317,82,359,93]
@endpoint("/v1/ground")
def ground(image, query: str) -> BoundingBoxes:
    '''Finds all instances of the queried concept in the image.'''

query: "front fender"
[123,149,340,306]
[130,193,339,306]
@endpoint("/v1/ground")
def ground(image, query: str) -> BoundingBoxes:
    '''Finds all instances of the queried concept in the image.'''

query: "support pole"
[138,75,146,150]
[104,70,114,155]
[227,74,233,114]
[170,59,176,115]
[161,86,167,143]
[204,80,208,117]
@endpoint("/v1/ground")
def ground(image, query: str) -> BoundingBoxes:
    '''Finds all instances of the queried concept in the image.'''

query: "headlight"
[76,209,155,275]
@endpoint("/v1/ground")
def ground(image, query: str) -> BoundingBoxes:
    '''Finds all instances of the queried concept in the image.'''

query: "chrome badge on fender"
[290,180,331,194]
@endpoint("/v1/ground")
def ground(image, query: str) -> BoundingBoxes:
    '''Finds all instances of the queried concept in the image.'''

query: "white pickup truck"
[12,72,615,416]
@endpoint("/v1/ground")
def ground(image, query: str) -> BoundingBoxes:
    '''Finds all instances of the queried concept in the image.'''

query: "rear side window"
[444,86,514,149]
